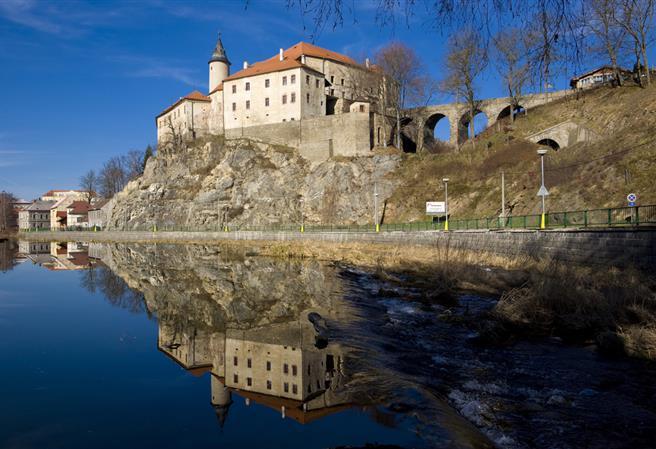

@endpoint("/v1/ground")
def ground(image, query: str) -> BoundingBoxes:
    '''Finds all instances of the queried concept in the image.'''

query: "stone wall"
[224,112,372,163]
[19,228,656,271]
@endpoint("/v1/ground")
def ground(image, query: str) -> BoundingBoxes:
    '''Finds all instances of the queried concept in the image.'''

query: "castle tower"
[209,33,230,93]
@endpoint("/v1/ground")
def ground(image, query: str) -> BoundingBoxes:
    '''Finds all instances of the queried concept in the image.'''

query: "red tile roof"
[156,90,211,119]
[67,201,91,215]
[223,41,359,82]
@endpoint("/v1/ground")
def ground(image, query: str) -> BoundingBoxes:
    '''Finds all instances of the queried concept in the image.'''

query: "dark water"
[1,240,655,449]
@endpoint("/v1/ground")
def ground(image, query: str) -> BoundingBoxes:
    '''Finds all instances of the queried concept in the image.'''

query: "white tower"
[209,33,230,93]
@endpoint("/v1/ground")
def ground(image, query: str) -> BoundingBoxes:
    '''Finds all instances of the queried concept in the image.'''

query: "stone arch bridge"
[402,90,571,152]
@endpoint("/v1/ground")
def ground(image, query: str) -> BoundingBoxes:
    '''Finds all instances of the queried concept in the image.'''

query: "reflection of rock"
[96,242,352,425]
[97,243,347,330]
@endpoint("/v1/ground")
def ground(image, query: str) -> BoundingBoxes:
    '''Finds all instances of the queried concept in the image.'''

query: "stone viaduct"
[401,90,571,152]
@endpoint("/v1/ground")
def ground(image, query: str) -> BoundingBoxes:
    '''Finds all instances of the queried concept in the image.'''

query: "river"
[0,240,654,449]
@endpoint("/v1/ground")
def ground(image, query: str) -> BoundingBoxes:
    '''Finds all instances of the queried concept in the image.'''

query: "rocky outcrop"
[106,136,401,230]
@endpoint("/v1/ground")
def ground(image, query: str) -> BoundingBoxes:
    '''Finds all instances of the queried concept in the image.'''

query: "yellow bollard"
[444,220,449,232]
[94,226,97,232]
[375,223,380,233]
[540,213,546,229]
[300,225,304,233]
[153,224,157,232]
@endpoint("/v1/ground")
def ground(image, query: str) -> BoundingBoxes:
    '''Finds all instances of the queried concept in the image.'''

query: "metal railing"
[19,204,656,234]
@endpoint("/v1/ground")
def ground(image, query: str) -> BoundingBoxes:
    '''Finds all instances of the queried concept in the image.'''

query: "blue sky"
[0,0,639,200]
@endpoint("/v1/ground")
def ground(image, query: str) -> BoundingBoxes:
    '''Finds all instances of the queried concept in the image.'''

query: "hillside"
[384,84,656,222]
[106,84,656,230]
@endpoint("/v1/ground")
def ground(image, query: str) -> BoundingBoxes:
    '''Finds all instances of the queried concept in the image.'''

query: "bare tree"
[614,0,655,86]
[123,150,145,180]
[160,116,185,154]
[79,170,97,204]
[583,0,628,86]
[441,29,488,148]
[0,191,17,232]
[374,42,432,149]
[493,27,533,120]
[99,156,128,199]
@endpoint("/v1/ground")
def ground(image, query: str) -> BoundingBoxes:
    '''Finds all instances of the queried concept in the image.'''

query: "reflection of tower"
[211,374,233,428]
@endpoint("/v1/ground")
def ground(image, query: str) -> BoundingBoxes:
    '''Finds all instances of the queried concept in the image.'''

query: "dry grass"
[493,262,656,354]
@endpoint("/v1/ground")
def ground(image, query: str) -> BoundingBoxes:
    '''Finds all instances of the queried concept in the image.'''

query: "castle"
[156,35,392,162]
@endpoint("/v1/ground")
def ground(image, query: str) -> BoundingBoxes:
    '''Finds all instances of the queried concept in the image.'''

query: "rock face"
[106,136,401,230]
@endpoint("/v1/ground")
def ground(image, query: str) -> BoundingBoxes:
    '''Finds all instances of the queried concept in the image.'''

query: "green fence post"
[523,215,527,229]
[563,212,568,228]
[584,210,588,227]
[636,206,640,225]
[608,208,612,227]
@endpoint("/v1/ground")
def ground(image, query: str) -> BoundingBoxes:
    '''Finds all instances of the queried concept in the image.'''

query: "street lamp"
[374,182,380,232]
[536,149,549,229]
[442,178,449,231]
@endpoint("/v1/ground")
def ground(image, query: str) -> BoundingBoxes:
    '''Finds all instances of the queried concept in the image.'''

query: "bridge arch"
[496,104,526,122]
[390,117,418,153]
[458,109,489,144]
[537,138,561,150]
[423,113,452,153]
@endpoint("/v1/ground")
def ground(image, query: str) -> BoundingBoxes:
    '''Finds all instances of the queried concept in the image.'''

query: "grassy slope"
[382,84,656,222]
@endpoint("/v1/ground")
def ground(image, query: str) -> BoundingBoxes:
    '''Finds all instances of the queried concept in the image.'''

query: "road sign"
[629,202,636,207]
[426,201,446,215]
[537,185,550,197]
[627,193,637,203]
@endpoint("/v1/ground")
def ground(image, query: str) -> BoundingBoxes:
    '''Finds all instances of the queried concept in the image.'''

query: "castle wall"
[208,90,224,134]
[157,99,211,142]
[224,111,372,163]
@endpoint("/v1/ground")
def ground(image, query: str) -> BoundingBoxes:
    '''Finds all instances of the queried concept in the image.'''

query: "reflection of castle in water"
[157,317,348,426]
[18,241,94,270]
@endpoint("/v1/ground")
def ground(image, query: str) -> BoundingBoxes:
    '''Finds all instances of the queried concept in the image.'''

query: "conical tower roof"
[209,33,230,65]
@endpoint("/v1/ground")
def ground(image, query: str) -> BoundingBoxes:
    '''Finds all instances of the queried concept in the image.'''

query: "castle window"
[306,93,310,103]
[233,356,238,366]
[247,358,252,368]
[292,384,298,394]
[245,82,250,91]
[341,78,344,85]
[359,104,365,112]
[266,361,271,371]
[265,79,270,88]
[292,365,297,376]
[232,102,236,111]
[247,377,252,386]
[282,94,287,104]
[266,380,272,390]
[246,100,250,110]
[291,93,296,103]
[316,79,320,88]
[265,97,270,107]
[306,75,310,85]
[232,85,236,94]
[291,74,296,84]
[233,374,238,383]
[330,89,334,96]
[330,75,334,83]
[283,363,289,374]
[282,76,287,86]
[284,382,289,393]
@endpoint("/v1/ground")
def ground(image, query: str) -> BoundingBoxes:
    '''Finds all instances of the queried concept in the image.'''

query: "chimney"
[365,58,370,69]
[279,48,284,61]
[301,54,306,64]
[243,61,248,69]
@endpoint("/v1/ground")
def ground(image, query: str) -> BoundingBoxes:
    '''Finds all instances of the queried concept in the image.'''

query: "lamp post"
[374,182,379,232]
[442,178,449,231]
[537,149,549,229]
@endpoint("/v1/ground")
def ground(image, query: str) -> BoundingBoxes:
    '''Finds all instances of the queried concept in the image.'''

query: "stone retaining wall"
[18,228,656,270]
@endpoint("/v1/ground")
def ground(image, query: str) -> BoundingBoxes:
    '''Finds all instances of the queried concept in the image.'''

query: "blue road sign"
[629,201,636,207]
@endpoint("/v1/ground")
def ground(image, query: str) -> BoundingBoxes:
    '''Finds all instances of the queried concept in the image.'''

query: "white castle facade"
[156,35,392,162]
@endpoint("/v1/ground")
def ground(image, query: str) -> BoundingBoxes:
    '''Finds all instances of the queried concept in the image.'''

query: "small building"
[88,199,109,229]
[18,200,55,230]
[66,201,91,228]
[570,66,631,89]
[156,91,212,143]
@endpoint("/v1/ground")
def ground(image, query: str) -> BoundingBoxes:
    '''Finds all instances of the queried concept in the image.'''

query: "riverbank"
[16,227,656,271]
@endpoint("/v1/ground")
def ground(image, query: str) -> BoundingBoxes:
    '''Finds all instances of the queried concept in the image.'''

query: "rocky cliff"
[105,136,401,230]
